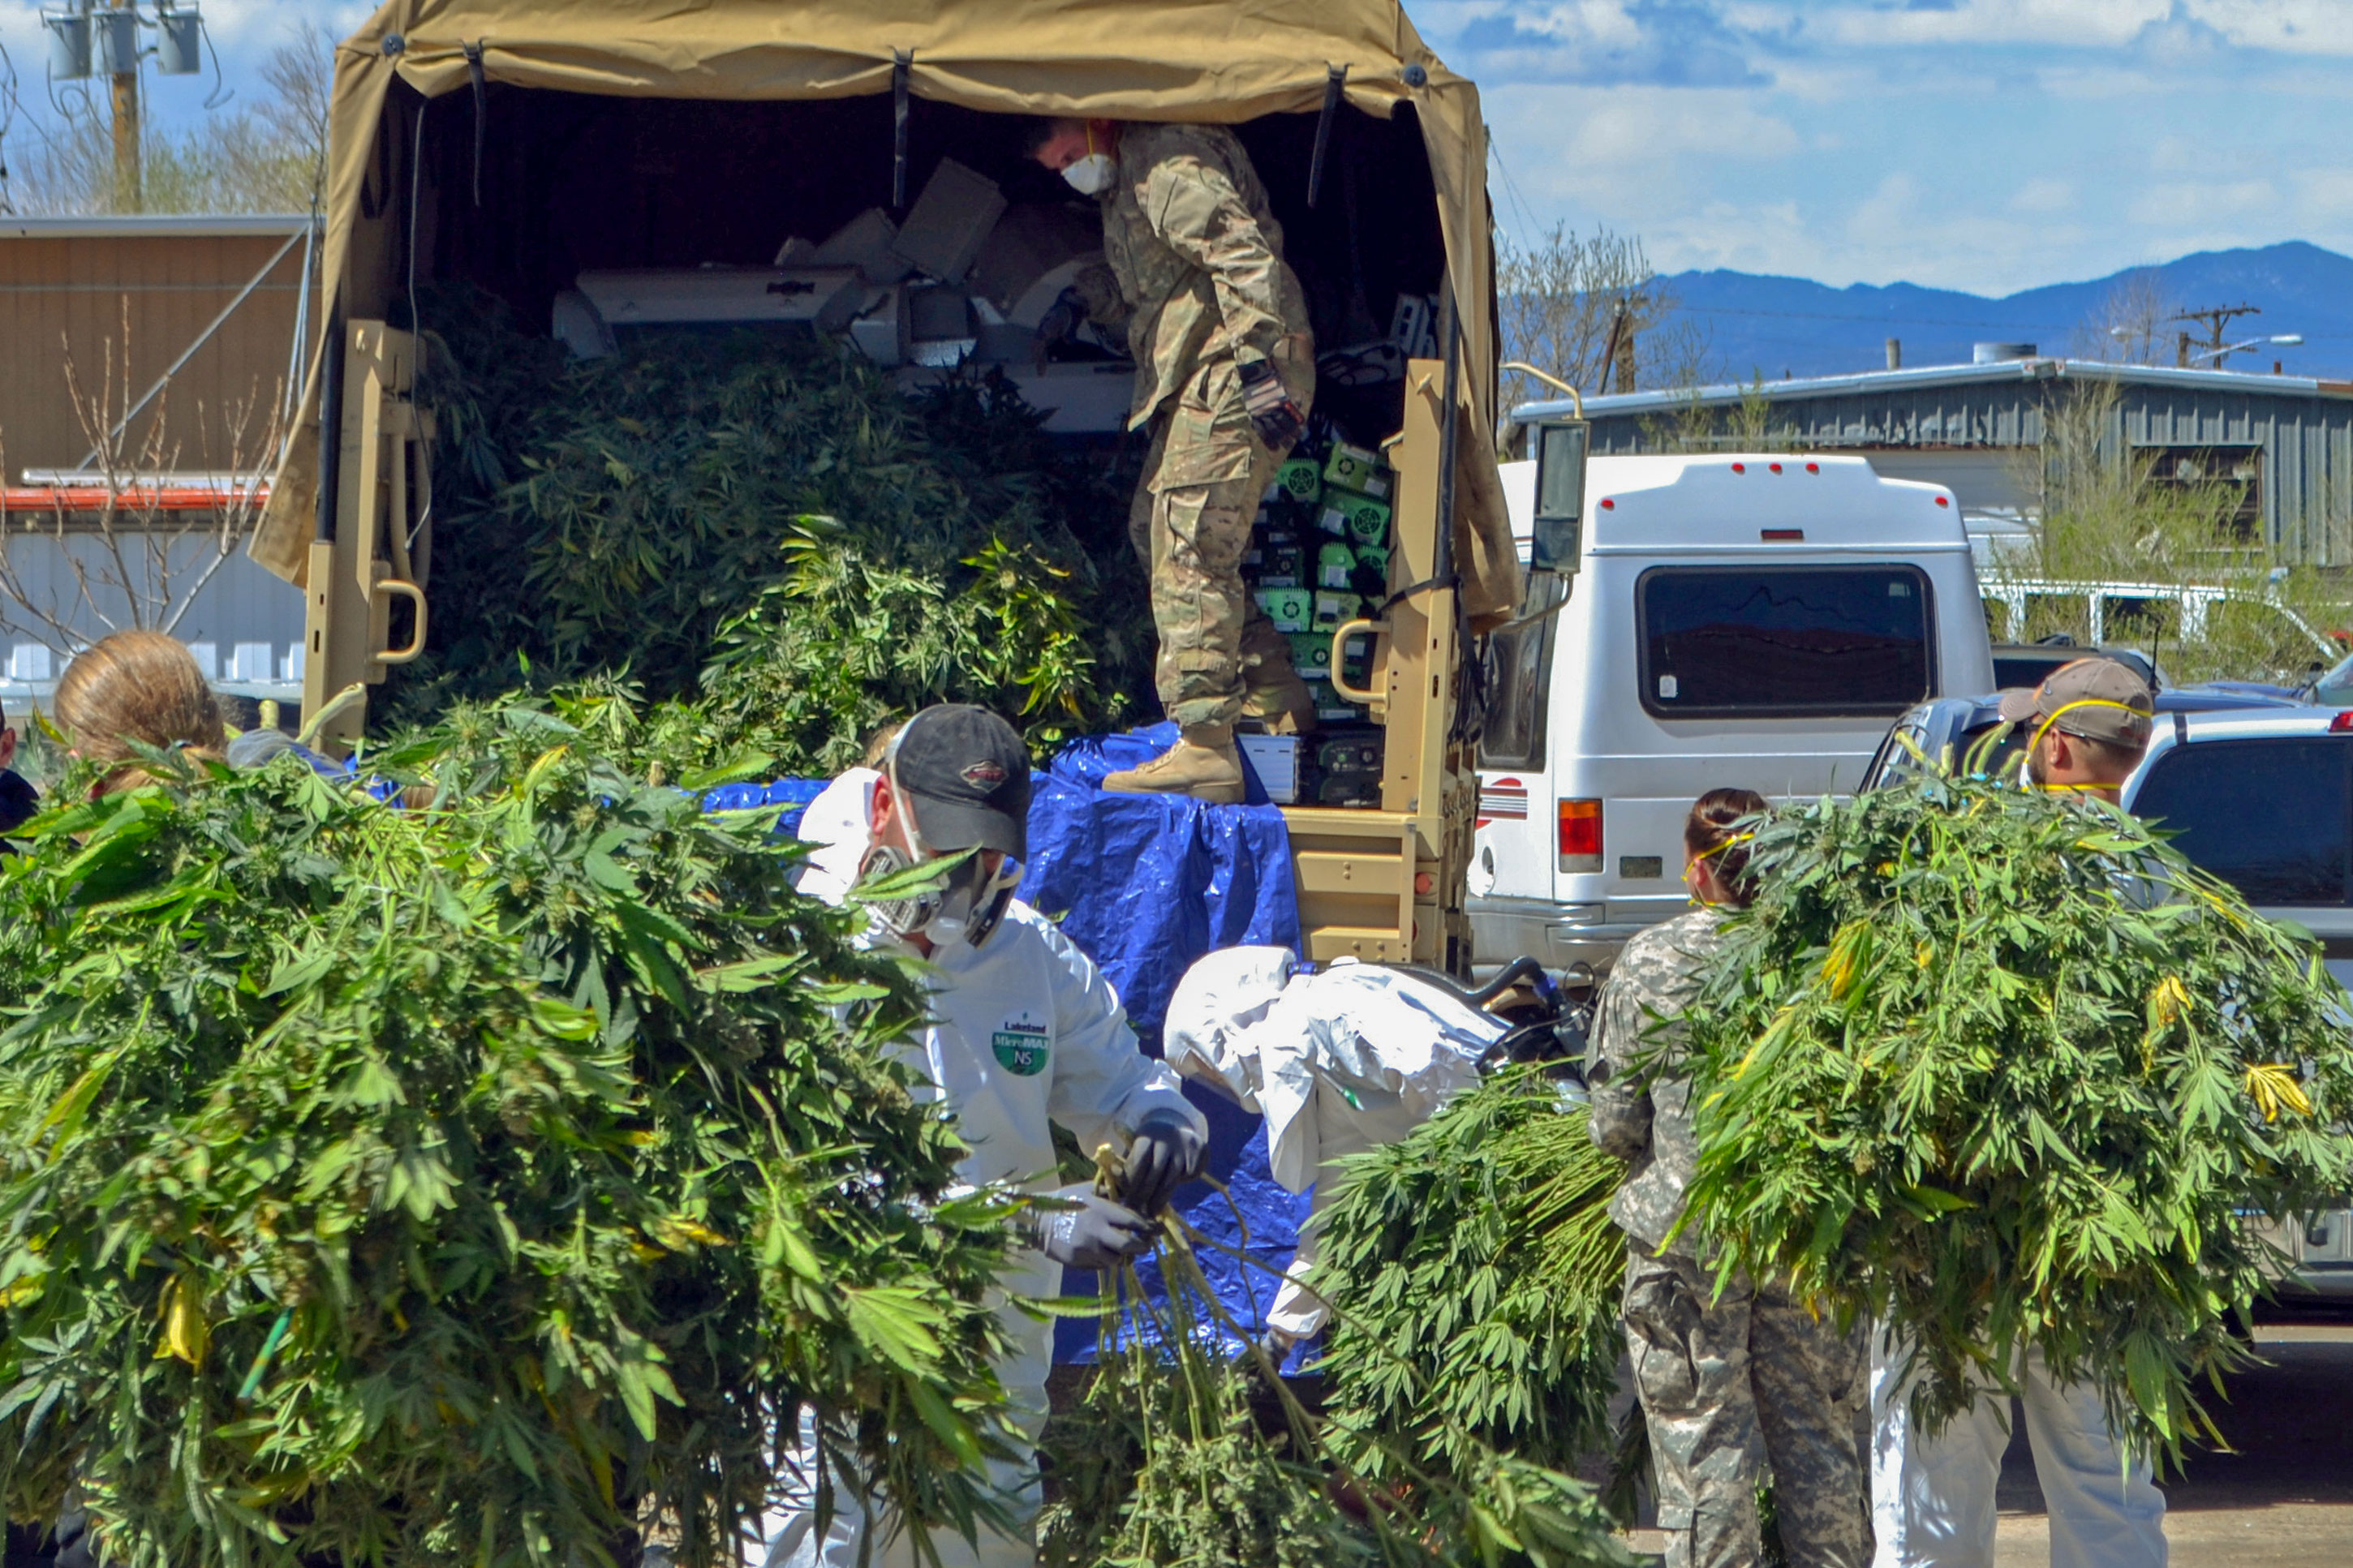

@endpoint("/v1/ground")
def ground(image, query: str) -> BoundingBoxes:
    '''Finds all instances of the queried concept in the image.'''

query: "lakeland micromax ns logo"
[992,1015,1049,1076]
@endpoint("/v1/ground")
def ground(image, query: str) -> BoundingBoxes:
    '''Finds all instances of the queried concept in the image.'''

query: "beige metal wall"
[0,216,313,476]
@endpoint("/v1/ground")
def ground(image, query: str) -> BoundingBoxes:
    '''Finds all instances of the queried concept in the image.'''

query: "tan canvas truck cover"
[250,0,1520,621]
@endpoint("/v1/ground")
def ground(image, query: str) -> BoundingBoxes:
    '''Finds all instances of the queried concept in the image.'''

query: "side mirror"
[1532,419,1589,574]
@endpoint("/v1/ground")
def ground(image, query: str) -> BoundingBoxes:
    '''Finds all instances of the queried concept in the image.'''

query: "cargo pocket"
[1149,356,1254,492]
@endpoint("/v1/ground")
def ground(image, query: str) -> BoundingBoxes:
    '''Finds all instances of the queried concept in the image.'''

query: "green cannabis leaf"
[1312,1075,1627,1490]
[0,696,1022,1568]
[1680,767,2353,1471]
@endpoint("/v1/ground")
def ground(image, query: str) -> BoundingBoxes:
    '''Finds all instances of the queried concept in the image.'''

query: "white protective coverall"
[1870,1333,2166,1568]
[759,769,1207,1568]
[1160,947,1503,1338]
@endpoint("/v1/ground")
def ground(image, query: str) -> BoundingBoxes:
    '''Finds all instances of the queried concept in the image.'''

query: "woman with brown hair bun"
[1585,786,1870,1568]
[51,630,227,794]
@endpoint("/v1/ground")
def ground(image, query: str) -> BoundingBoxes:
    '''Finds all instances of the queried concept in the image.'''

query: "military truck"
[252,0,1551,975]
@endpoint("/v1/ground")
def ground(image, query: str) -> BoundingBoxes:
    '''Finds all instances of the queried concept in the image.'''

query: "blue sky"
[1430,0,2351,294]
[4,1,2343,297]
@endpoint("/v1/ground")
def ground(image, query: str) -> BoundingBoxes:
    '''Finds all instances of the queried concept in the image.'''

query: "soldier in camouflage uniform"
[1030,118,1316,802]
[1587,788,1869,1568]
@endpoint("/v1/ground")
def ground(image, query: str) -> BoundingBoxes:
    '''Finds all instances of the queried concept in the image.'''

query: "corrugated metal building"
[1508,357,2353,568]
[0,213,315,471]
[0,214,315,699]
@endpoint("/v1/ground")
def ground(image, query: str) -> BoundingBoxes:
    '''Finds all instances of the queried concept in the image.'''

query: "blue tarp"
[1027,724,1310,1360]
[699,776,830,838]
[703,728,1311,1359]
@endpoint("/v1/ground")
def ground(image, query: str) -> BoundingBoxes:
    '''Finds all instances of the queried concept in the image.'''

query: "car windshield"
[1869,714,2021,788]
[2310,651,2353,708]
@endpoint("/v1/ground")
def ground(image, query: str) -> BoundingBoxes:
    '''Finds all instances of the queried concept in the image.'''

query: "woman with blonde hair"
[51,630,227,793]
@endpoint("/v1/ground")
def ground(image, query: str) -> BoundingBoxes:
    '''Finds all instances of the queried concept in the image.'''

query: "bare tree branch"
[0,304,282,660]
[2072,271,2179,366]
[1497,226,1704,408]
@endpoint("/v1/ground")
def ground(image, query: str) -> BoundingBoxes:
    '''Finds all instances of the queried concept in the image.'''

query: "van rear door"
[1594,557,1946,926]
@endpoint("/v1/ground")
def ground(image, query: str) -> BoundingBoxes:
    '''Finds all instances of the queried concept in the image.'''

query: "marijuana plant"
[394,288,1151,759]
[1039,1159,1631,1568]
[1680,767,2353,1467]
[0,699,1018,1568]
[1312,1075,1625,1484]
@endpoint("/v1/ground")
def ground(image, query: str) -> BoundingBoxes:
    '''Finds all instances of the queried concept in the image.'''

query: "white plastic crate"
[1237,733,1300,805]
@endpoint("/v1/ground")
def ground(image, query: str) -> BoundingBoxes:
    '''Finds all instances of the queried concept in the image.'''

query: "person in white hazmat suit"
[1160,947,1509,1344]
[1872,657,2167,1568]
[761,704,1210,1568]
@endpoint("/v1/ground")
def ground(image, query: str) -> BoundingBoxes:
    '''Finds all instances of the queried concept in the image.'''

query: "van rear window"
[2131,737,2350,905]
[1637,566,1936,718]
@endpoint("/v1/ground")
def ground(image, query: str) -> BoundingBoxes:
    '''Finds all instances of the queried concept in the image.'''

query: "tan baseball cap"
[1997,656,2155,748]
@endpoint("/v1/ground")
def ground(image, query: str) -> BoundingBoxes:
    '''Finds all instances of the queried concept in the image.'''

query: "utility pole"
[110,0,140,212]
[2170,303,2261,368]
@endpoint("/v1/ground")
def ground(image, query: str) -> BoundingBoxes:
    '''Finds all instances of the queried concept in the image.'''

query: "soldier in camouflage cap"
[1587,788,1869,1568]
[1030,117,1317,802]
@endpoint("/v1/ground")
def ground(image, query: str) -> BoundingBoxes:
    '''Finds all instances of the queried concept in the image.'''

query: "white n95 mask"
[1061,152,1116,196]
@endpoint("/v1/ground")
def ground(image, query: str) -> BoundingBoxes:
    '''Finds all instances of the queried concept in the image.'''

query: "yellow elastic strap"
[1694,830,1753,863]
[1688,831,1753,905]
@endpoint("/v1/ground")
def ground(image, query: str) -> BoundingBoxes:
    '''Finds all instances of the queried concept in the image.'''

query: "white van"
[1470,451,1997,974]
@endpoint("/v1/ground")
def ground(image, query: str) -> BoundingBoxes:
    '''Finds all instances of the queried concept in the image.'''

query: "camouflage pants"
[1624,1248,1869,1568]
[1129,342,1314,729]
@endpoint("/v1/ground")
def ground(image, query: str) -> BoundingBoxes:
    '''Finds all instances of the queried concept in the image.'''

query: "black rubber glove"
[1028,1184,1156,1270]
[1237,358,1306,451]
[1034,286,1087,367]
[1119,1110,1208,1217]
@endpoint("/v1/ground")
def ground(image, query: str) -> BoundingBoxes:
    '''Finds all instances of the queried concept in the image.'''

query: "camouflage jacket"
[1586,907,1725,1257]
[1083,122,1312,432]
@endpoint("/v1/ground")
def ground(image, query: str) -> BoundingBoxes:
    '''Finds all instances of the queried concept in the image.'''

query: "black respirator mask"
[857,787,1023,950]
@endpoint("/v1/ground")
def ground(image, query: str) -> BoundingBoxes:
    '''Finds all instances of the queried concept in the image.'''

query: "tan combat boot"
[1240,665,1319,736]
[1102,724,1247,805]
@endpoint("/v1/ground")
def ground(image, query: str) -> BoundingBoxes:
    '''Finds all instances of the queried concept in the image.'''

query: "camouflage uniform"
[1589,909,1869,1568]
[1078,122,1315,728]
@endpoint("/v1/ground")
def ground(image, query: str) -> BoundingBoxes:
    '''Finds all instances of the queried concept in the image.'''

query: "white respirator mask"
[1060,125,1116,196]
[857,784,1024,950]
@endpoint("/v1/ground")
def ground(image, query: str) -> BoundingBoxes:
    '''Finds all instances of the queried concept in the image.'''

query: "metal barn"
[0,213,316,706]
[1509,357,2353,568]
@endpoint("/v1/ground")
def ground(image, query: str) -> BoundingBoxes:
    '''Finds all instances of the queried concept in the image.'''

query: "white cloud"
[2179,1,2353,55]
[1800,1,2171,50]
[1486,80,1804,241]
[2127,177,2284,226]
[2291,169,2353,224]
[2011,177,2076,213]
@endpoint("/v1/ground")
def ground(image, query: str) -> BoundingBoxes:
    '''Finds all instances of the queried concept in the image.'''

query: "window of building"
[1637,565,1936,719]
[2140,445,2262,539]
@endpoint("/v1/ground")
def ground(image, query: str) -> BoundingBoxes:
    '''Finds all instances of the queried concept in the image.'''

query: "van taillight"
[1559,798,1602,872]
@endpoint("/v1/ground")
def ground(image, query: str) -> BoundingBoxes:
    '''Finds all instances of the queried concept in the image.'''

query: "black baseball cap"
[887,705,1030,860]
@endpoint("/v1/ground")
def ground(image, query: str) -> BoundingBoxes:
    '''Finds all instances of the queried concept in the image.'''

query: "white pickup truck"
[1470,449,1997,975]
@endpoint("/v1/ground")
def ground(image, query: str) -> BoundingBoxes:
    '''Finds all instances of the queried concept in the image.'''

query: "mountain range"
[1654,241,2353,384]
